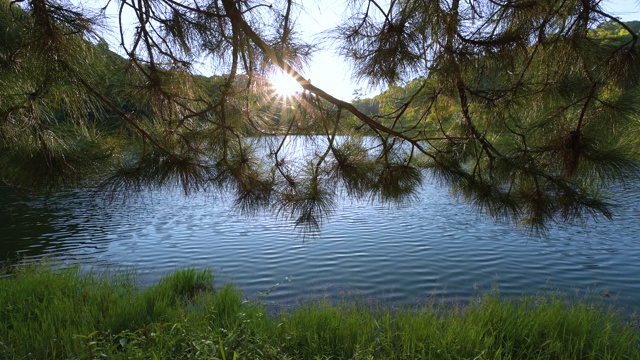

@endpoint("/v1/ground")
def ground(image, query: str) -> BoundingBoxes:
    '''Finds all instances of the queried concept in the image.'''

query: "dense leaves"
[1,0,639,232]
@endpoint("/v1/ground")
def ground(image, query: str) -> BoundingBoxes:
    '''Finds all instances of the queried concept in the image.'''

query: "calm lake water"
[2,153,640,311]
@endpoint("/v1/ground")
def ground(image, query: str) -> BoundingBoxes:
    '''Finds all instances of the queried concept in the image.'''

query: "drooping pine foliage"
[339,1,640,230]
[0,0,638,232]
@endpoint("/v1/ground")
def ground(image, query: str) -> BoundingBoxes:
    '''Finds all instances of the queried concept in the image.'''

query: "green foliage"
[1,0,639,232]
[1,263,638,359]
[0,262,214,358]
[592,20,640,46]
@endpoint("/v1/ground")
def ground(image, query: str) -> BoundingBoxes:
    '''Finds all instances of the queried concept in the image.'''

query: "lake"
[2,155,640,312]
[0,132,640,311]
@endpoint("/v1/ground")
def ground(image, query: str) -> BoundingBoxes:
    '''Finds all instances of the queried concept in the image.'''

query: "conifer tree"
[1,0,638,231]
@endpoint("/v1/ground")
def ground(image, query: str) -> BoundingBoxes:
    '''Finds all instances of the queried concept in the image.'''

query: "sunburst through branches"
[268,69,302,98]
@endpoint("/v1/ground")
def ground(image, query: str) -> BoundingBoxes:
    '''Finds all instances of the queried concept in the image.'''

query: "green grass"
[0,262,638,359]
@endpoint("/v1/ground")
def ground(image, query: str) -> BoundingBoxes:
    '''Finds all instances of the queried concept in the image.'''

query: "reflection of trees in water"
[0,187,114,265]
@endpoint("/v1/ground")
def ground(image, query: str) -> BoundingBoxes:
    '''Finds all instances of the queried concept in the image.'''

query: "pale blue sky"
[603,0,640,21]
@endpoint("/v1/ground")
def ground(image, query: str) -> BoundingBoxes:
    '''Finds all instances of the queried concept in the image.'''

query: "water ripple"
[1,180,640,311]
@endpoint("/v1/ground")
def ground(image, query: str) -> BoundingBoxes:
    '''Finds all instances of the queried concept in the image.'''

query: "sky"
[603,0,640,21]
[98,0,640,101]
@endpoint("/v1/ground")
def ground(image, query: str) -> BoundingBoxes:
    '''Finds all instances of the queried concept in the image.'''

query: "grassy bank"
[0,263,638,359]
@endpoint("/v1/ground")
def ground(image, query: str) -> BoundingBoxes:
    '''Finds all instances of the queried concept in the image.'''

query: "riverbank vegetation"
[1,263,638,359]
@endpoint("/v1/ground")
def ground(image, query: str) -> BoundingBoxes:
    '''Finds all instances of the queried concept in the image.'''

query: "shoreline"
[2,262,638,359]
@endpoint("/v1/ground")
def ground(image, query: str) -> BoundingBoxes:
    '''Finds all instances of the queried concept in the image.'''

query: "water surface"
[1,176,639,311]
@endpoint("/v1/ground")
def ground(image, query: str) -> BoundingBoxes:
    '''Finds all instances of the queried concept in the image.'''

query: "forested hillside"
[351,20,640,135]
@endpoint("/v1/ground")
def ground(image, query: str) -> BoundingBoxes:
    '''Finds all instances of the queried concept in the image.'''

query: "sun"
[269,70,302,97]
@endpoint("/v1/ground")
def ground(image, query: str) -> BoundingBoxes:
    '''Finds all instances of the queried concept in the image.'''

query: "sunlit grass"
[1,262,638,359]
